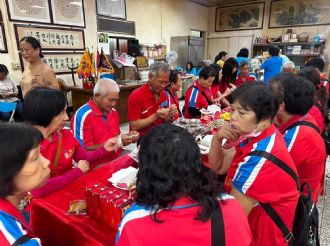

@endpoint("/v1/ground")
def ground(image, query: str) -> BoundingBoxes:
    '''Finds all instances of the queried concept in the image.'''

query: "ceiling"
[190,0,259,7]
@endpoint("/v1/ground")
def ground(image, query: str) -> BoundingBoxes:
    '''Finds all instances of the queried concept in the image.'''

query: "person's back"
[280,114,325,202]
[116,196,251,246]
[261,56,282,83]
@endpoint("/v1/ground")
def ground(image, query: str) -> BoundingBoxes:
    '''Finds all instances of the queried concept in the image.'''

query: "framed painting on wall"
[5,0,51,24]
[14,24,85,51]
[215,2,265,32]
[0,23,8,53]
[96,0,126,19]
[269,0,330,28]
[50,0,85,27]
[19,52,83,74]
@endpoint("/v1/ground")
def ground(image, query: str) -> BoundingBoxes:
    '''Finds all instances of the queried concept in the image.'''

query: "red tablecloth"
[30,154,136,246]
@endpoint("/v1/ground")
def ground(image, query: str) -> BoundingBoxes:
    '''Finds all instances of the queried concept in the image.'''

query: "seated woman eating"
[22,87,118,198]
[116,124,251,246]
[0,123,50,245]
[209,83,299,246]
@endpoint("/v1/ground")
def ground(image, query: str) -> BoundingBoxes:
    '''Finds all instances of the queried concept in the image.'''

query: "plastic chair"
[0,101,17,123]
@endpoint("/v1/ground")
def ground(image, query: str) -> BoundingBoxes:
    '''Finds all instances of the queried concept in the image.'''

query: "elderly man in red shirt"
[71,78,139,165]
[127,63,177,138]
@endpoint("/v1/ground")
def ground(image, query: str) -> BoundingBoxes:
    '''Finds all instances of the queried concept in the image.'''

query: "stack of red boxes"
[85,183,135,230]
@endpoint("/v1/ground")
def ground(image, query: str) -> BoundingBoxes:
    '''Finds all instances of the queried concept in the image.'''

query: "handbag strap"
[248,150,297,244]
[11,234,32,246]
[285,120,320,134]
[51,132,62,176]
[211,201,225,246]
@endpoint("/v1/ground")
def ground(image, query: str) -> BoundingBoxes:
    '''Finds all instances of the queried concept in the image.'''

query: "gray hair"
[283,61,295,69]
[93,78,120,96]
[148,63,170,78]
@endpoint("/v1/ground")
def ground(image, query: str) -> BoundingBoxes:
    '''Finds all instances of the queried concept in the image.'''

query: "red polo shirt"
[278,114,326,203]
[71,99,121,164]
[164,89,181,119]
[116,195,251,246]
[235,74,255,87]
[225,124,299,246]
[127,84,167,136]
[40,128,81,177]
[309,100,325,133]
[0,199,40,245]
[184,80,212,119]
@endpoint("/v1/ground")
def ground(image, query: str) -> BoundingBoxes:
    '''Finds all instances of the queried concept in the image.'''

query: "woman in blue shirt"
[260,46,282,83]
[185,61,197,76]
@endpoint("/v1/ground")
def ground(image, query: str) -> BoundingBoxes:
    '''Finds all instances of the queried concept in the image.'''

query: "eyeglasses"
[156,78,170,86]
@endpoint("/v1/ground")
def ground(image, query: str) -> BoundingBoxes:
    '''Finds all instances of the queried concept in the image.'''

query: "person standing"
[19,36,58,96]
[260,46,282,83]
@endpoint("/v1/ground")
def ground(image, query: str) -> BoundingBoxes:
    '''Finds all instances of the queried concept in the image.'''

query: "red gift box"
[112,196,133,230]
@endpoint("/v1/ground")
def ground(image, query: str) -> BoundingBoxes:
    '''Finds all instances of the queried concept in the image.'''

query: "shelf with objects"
[252,41,326,68]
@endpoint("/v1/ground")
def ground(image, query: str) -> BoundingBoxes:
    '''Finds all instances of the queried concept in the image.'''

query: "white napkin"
[108,166,138,186]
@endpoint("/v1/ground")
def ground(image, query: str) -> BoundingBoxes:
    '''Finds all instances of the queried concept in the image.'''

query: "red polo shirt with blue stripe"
[0,199,41,245]
[184,80,212,119]
[116,195,251,246]
[71,99,121,164]
[225,124,299,246]
[127,84,168,136]
[278,114,326,202]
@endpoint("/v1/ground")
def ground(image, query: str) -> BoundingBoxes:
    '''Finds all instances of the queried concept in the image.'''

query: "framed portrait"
[5,0,51,24]
[0,23,8,53]
[96,0,126,19]
[50,0,85,27]
[14,24,85,51]
[215,2,265,32]
[19,52,83,74]
[269,0,330,28]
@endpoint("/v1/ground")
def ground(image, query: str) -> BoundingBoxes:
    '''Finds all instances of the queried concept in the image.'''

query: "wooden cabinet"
[69,82,145,123]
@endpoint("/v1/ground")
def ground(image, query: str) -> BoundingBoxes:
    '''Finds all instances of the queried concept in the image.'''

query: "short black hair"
[20,36,44,58]
[237,48,249,58]
[137,124,224,222]
[306,58,325,72]
[186,61,194,69]
[270,73,315,115]
[0,123,43,198]
[169,69,179,85]
[229,82,279,122]
[23,87,66,127]
[268,46,280,56]
[0,64,9,75]
[199,65,216,80]
[298,67,320,89]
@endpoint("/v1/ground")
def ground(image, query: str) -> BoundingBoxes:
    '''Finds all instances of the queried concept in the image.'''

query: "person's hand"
[156,108,169,119]
[104,137,118,152]
[76,160,90,173]
[215,124,239,143]
[128,131,140,143]
[121,134,133,146]
[168,105,178,118]
[228,83,237,93]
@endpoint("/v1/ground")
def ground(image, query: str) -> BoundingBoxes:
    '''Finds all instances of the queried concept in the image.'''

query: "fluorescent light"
[30,5,45,9]
[70,1,82,6]
[20,10,28,13]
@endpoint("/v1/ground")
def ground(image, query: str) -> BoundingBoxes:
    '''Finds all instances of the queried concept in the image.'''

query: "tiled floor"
[120,100,330,245]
